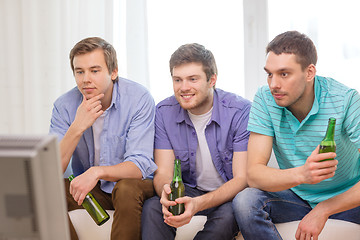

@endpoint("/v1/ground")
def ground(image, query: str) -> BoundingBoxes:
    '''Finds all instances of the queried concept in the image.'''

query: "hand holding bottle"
[68,175,110,226]
[300,146,337,185]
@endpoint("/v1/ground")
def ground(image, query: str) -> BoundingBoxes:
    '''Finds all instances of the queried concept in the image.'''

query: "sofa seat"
[69,209,360,240]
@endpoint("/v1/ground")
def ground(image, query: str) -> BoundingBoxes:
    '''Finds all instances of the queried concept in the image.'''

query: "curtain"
[0,0,114,134]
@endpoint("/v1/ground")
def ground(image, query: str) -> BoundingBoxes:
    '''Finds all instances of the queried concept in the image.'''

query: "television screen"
[0,135,70,240]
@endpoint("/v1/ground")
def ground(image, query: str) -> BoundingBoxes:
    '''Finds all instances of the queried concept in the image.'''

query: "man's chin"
[178,101,195,111]
[274,99,288,108]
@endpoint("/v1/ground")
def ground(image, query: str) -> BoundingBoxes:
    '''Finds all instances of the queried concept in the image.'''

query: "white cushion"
[68,209,114,240]
[235,219,360,240]
[69,210,360,240]
[175,216,207,240]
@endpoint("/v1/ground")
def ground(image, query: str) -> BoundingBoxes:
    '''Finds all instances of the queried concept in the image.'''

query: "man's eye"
[281,73,288,77]
[267,73,273,78]
[92,70,99,73]
[190,78,197,81]
[76,71,84,74]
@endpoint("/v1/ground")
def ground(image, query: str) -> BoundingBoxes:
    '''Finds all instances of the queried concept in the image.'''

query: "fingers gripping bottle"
[319,117,336,161]
[169,158,185,215]
[68,175,110,225]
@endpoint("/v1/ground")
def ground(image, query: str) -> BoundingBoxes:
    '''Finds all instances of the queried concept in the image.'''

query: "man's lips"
[272,93,285,99]
[83,87,96,93]
[181,94,195,100]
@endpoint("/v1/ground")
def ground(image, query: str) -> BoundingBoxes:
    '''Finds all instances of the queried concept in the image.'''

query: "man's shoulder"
[318,76,355,96]
[156,95,179,109]
[116,77,151,96]
[54,87,81,108]
[215,88,252,110]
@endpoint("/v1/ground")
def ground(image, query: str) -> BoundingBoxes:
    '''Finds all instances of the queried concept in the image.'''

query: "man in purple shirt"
[142,43,251,239]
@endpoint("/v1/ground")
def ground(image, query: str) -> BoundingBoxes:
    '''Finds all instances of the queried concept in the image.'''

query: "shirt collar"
[108,80,118,110]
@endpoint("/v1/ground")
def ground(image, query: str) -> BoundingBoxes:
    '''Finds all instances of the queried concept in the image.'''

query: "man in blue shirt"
[233,31,360,240]
[49,37,157,240]
[141,43,251,239]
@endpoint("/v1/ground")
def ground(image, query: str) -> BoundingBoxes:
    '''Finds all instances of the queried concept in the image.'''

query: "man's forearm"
[91,161,143,182]
[247,164,302,192]
[194,176,247,213]
[315,181,360,217]
[60,124,84,172]
[153,173,172,196]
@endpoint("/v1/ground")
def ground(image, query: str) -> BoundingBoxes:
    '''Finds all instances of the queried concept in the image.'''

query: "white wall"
[0,0,114,134]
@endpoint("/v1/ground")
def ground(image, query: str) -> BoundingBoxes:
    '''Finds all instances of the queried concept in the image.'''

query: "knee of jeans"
[142,196,161,219]
[112,179,141,201]
[232,188,264,215]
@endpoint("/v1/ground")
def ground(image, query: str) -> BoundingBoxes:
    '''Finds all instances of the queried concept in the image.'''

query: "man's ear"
[111,68,118,81]
[209,74,217,88]
[306,64,316,82]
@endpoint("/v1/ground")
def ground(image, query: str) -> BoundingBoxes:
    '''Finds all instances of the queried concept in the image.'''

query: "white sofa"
[69,154,360,239]
[69,209,360,240]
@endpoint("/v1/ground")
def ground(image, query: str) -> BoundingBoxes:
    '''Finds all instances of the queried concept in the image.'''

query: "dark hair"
[266,31,317,70]
[169,43,218,81]
[69,37,118,82]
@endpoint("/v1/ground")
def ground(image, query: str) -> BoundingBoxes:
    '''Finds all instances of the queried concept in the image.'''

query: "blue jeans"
[142,185,238,240]
[232,188,360,240]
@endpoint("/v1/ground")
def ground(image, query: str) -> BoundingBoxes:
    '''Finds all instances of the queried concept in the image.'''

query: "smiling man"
[141,43,251,239]
[49,37,157,240]
[232,31,360,240]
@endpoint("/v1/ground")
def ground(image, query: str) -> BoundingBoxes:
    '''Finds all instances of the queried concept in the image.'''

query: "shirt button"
[225,157,228,160]
[191,152,194,156]
[192,131,196,135]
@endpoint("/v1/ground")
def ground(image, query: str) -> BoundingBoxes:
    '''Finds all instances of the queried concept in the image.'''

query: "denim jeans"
[142,185,239,240]
[232,188,360,240]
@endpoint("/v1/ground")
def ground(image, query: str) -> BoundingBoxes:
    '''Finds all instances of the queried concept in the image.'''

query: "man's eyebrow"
[90,65,102,69]
[74,65,102,70]
[264,67,291,73]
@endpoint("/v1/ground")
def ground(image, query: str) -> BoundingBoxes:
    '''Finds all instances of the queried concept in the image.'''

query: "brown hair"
[266,31,317,70]
[169,43,218,81]
[69,37,118,81]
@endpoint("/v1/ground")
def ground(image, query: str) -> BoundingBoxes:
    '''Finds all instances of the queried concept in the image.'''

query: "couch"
[69,209,360,239]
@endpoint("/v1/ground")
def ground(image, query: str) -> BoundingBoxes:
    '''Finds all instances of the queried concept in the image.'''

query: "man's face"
[73,49,117,100]
[264,52,309,109]
[172,62,216,115]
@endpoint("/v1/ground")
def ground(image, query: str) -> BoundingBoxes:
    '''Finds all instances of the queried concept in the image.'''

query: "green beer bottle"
[169,158,185,215]
[68,175,110,226]
[319,117,336,161]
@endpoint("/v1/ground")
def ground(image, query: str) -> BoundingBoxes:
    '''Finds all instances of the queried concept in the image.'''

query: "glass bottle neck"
[324,118,336,141]
[173,159,182,182]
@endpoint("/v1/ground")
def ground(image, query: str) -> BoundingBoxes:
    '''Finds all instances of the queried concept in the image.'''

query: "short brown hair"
[69,37,118,81]
[266,31,317,70]
[169,43,218,81]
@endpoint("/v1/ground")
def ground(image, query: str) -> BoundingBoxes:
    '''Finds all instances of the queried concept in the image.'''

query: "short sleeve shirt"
[248,76,360,207]
[155,89,251,187]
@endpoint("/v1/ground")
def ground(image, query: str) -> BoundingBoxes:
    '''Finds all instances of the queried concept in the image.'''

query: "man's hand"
[160,184,177,220]
[295,208,328,240]
[164,196,199,228]
[160,184,200,228]
[300,145,338,185]
[69,168,99,205]
[73,93,104,132]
